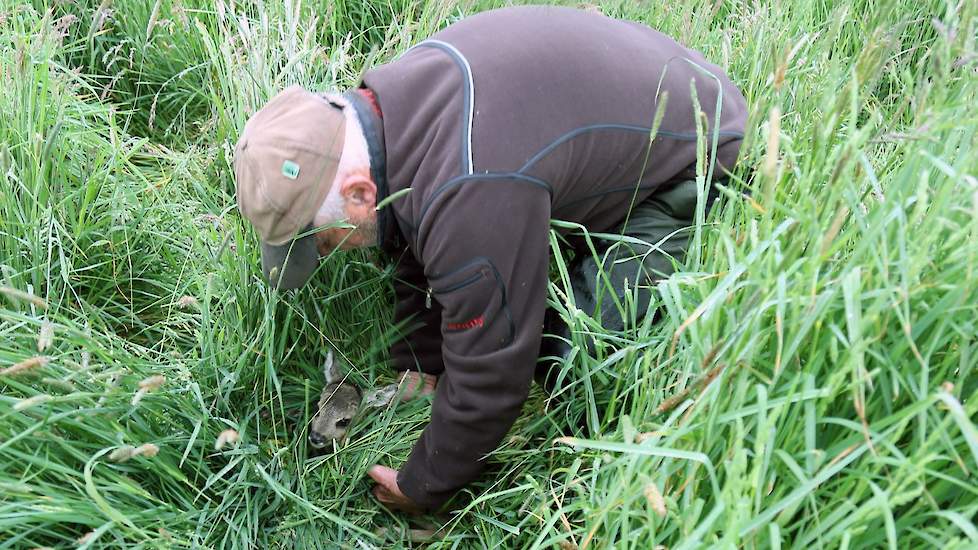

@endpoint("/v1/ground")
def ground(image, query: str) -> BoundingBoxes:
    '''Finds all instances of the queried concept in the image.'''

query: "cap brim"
[260,227,319,290]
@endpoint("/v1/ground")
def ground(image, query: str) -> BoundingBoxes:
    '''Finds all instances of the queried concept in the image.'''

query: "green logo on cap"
[282,160,300,180]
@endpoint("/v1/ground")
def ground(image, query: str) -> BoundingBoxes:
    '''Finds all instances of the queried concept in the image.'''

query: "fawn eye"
[336,418,351,428]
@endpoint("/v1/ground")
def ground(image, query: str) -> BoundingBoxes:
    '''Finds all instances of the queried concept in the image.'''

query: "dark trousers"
[539,179,718,374]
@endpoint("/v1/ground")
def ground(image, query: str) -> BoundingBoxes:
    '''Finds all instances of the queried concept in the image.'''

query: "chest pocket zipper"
[425,271,485,309]
[425,258,516,350]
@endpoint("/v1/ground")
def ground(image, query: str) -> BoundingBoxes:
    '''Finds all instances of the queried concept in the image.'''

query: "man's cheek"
[315,232,334,255]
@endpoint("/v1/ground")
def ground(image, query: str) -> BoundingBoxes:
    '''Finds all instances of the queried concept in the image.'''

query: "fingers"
[396,371,438,401]
[367,464,396,487]
[398,371,421,394]
[372,485,422,514]
[372,484,397,503]
[420,372,438,395]
[396,372,424,401]
[368,465,423,514]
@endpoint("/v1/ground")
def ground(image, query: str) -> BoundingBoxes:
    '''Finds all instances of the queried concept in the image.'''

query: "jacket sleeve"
[396,179,551,509]
[389,249,445,375]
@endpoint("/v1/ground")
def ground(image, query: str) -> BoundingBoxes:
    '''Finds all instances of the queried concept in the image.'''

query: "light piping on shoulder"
[409,39,476,175]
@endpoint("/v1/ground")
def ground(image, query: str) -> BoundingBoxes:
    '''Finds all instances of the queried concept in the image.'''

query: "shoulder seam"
[519,123,745,173]
[412,39,476,176]
[416,172,552,252]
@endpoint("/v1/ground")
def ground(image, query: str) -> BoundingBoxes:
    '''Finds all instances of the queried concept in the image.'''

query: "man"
[233,5,747,513]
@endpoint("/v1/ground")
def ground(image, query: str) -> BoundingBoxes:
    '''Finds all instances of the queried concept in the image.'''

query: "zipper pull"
[425,287,432,309]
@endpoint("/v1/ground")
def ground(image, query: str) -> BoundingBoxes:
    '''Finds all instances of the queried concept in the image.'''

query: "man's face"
[314,223,361,254]
[312,175,378,255]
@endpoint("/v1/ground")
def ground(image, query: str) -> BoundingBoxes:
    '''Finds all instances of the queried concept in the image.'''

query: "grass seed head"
[135,443,159,458]
[1,356,50,376]
[110,445,137,462]
[139,375,165,391]
[636,431,663,443]
[131,388,147,406]
[763,106,781,180]
[41,377,76,392]
[176,295,197,309]
[110,443,158,461]
[134,376,165,404]
[37,320,54,352]
[215,429,240,450]
[13,394,52,411]
[0,285,48,309]
[644,483,667,517]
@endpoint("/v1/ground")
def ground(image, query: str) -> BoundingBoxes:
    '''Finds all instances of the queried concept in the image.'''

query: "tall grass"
[1,0,976,548]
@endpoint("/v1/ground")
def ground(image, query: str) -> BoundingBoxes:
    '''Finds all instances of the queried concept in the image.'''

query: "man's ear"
[340,175,376,208]
[323,350,344,384]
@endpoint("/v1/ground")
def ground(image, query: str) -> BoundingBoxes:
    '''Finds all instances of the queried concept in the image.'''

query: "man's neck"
[343,88,391,249]
[356,88,383,119]
[343,109,372,172]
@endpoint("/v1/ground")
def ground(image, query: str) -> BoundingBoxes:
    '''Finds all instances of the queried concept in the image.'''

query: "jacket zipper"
[425,271,485,309]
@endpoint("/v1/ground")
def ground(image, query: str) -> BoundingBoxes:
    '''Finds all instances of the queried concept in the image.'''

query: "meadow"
[0,0,976,547]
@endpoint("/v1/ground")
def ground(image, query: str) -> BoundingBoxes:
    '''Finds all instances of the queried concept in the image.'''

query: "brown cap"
[234,86,346,289]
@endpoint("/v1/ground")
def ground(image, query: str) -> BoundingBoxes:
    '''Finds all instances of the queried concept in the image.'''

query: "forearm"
[397,341,538,508]
[394,178,551,509]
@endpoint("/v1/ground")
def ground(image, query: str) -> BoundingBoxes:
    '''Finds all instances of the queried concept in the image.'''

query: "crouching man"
[233,5,747,513]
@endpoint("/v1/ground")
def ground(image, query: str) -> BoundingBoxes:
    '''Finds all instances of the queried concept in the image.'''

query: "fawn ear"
[362,383,398,408]
[323,350,344,384]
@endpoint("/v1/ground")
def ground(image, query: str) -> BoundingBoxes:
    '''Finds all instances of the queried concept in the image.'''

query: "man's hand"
[368,465,423,514]
[366,375,434,514]
[396,371,438,402]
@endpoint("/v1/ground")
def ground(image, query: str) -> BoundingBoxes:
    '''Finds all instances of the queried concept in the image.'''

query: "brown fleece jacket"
[352,5,747,508]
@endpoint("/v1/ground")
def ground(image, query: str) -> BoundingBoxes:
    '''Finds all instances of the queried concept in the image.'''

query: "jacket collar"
[343,88,399,250]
